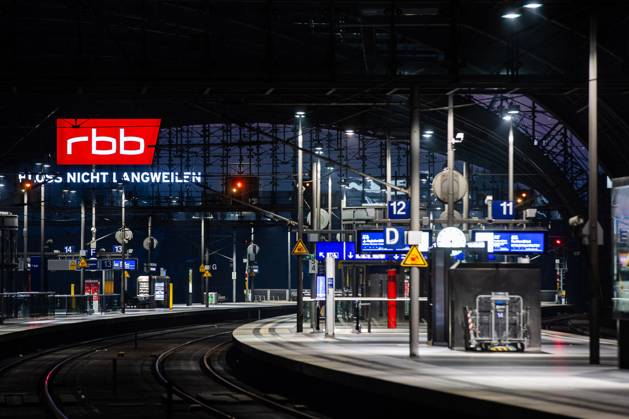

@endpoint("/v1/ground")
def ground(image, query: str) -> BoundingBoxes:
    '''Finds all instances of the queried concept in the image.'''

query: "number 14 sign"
[388,200,410,219]
[492,200,515,220]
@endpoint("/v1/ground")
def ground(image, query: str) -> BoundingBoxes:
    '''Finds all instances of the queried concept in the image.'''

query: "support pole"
[23,191,28,291]
[296,115,305,333]
[328,175,332,234]
[202,214,208,307]
[147,215,152,307]
[188,268,192,306]
[462,162,469,231]
[508,120,515,202]
[325,254,335,338]
[386,138,392,204]
[91,196,97,306]
[588,13,600,365]
[447,94,454,226]
[287,229,291,298]
[80,201,85,295]
[121,189,126,314]
[409,85,421,357]
[232,230,237,303]
[311,158,320,330]
[40,184,45,291]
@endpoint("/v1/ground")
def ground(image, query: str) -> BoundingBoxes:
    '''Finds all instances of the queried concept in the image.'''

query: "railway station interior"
[1,1,629,418]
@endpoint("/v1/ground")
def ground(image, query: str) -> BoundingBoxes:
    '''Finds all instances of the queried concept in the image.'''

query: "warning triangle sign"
[400,245,428,268]
[291,239,310,256]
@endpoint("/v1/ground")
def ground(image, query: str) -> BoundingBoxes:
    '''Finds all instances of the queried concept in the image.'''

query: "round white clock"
[436,227,467,248]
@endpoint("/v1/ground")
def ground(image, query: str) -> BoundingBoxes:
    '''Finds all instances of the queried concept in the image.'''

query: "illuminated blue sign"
[103,259,137,270]
[387,200,410,219]
[491,200,515,220]
[358,228,410,253]
[473,231,545,253]
[315,241,408,262]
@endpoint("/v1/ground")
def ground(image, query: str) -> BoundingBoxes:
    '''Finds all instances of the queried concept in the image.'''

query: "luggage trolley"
[465,292,528,352]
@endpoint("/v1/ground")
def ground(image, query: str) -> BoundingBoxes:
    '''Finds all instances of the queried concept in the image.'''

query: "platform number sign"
[388,200,410,219]
[492,200,515,220]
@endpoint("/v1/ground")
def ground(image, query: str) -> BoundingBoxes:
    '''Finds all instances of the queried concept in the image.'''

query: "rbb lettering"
[57,119,161,165]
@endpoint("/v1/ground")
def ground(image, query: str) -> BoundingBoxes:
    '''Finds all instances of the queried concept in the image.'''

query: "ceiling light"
[314,140,324,155]
[345,129,354,136]
[507,104,520,114]
[502,114,513,121]
[501,10,521,19]
[295,111,306,118]
[523,2,542,9]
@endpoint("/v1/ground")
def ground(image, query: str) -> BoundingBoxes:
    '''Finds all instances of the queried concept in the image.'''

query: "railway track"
[0,321,321,418]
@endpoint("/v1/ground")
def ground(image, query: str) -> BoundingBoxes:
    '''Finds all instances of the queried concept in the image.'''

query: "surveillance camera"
[569,215,584,227]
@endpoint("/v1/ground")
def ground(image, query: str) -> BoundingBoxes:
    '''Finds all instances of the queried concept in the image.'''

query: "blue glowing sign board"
[387,200,410,219]
[111,259,137,270]
[357,228,411,253]
[473,231,545,254]
[315,241,414,262]
[491,200,515,220]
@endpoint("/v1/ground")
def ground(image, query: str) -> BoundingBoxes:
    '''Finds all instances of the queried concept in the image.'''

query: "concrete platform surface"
[234,315,627,419]
[0,302,292,337]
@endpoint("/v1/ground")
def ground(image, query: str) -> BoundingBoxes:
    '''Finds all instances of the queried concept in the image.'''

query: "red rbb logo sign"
[57,119,161,165]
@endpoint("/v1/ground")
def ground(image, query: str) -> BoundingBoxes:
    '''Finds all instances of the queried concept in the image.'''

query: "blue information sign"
[358,228,411,253]
[315,241,407,262]
[112,244,123,253]
[316,275,325,299]
[63,245,76,254]
[473,231,545,253]
[387,200,410,219]
[491,200,515,220]
[108,259,137,270]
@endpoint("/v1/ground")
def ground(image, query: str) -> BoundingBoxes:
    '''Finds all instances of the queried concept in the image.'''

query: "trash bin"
[208,292,217,305]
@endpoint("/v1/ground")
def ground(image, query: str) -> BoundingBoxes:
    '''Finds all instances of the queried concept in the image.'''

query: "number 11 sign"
[491,200,515,220]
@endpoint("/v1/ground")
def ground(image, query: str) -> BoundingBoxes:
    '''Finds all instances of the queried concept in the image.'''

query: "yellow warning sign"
[400,245,428,268]
[291,239,309,256]
[78,257,88,269]
[203,270,212,279]
[199,264,206,273]
[69,260,77,271]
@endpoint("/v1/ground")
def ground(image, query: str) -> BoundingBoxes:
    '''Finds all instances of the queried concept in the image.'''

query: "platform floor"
[0,302,292,337]
[234,315,628,419]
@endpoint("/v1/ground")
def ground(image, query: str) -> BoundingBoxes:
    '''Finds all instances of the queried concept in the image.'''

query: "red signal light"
[236,181,243,189]
[555,239,562,245]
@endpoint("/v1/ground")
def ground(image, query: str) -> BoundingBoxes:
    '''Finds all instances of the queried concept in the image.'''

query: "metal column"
[462,162,469,231]
[588,13,600,365]
[311,158,320,330]
[80,201,85,295]
[202,214,208,307]
[386,139,392,204]
[40,184,45,291]
[233,230,237,303]
[325,254,335,338]
[296,114,305,333]
[508,120,515,202]
[22,191,28,291]
[287,229,291,297]
[447,94,454,226]
[409,85,421,357]
[121,189,126,314]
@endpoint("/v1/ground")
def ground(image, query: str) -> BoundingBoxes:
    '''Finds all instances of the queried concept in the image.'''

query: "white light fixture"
[501,10,521,19]
[314,140,324,155]
[523,2,542,9]
[507,104,520,114]
[502,114,512,121]
[425,130,434,135]
[345,129,355,136]
[295,111,306,118]
[422,133,432,138]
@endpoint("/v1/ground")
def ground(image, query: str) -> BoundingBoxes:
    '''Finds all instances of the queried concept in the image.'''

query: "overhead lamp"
[326,161,334,171]
[345,129,355,136]
[507,104,520,115]
[502,113,513,121]
[425,130,434,135]
[43,163,51,169]
[501,10,521,19]
[422,133,432,138]
[523,1,542,9]
[295,111,306,118]
[314,140,324,155]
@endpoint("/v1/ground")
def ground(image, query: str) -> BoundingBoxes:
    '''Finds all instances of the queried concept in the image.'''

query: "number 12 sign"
[388,200,410,219]
[492,200,515,220]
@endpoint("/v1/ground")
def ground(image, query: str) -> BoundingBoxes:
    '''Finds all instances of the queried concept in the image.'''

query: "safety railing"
[0,292,56,320]
[302,297,428,331]
[53,294,94,315]
[251,289,292,301]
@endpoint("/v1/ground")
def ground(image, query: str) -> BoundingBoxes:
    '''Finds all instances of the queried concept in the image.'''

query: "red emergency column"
[387,269,397,328]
